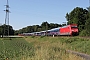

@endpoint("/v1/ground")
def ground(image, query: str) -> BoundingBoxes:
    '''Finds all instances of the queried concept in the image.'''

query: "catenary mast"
[4,0,10,36]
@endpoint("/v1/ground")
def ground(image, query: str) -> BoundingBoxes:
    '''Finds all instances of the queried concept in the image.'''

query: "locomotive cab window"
[71,26,77,28]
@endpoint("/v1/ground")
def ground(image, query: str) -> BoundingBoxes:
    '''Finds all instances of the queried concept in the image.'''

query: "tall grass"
[58,37,90,54]
[24,36,85,60]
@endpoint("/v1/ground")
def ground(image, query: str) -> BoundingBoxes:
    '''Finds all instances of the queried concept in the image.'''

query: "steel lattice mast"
[4,0,10,36]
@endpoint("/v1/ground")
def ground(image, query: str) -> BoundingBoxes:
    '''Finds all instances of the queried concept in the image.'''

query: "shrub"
[79,30,87,36]
[31,36,35,38]
[40,35,45,38]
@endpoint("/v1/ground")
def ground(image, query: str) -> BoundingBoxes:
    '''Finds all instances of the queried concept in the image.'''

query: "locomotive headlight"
[72,30,74,31]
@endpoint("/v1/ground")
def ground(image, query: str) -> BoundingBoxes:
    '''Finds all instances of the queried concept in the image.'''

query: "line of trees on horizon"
[0,7,90,36]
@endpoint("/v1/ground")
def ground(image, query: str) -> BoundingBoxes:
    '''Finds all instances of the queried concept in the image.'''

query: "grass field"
[0,37,34,60]
[24,36,85,60]
[0,36,88,60]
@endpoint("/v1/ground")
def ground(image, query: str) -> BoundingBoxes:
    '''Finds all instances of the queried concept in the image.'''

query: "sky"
[0,0,89,30]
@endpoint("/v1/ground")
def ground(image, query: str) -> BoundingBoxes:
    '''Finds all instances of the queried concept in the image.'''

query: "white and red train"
[19,24,79,36]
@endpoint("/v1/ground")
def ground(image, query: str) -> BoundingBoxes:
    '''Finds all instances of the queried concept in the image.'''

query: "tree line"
[0,7,90,36]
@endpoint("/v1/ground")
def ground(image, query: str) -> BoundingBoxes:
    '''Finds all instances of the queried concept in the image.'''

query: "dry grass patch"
[24,36,85,60]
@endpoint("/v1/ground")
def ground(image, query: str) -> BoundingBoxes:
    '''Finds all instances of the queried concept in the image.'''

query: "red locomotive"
[60,24,78,36]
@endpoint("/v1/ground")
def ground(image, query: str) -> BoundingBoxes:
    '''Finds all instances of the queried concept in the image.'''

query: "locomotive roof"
[47,27,60,32]
[51,27,60,30]
[61,24,77,28]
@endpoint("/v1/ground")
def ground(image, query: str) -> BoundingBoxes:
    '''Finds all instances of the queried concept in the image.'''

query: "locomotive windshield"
[71,26,77,28]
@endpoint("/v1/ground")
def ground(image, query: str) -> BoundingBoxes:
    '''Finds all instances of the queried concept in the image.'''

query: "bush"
[31,36,35,38]
[40,35,45,38]
[79,30,88,36]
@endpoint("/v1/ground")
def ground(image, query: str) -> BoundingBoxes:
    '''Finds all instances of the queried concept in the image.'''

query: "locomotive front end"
[71,24,79,36]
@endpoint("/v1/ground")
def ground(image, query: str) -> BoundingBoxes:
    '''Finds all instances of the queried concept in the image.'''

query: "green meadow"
[0,37,34,60]
[0,36,89,60]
